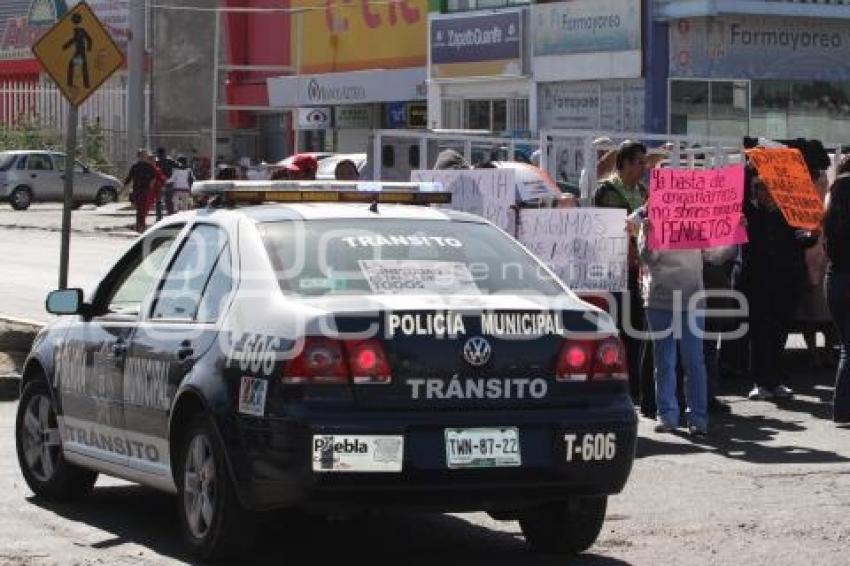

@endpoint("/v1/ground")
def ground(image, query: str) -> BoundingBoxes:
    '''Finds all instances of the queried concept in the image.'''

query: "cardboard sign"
[411,169,516,232]
[746,148,824,230]
[647,165,748,250]
[518,208,628,292]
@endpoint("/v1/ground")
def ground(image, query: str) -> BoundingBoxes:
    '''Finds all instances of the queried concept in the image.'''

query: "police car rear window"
[259,220,564,297]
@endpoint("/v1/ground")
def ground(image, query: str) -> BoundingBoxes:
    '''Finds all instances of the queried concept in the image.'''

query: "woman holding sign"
[823,167,850,424]
[741,167,817,402]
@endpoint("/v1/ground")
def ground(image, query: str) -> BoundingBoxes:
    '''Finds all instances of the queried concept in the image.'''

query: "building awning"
[655,0,850,21]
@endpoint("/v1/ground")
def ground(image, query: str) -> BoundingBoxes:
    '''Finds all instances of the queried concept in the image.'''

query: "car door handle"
[177,341,194,360]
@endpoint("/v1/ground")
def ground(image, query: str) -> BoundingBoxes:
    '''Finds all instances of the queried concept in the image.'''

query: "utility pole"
[127,0,146,162]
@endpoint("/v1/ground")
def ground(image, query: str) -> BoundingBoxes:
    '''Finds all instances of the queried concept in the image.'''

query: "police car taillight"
[347,339,392,385]
[556,340,594,382]
[282,337,348,385]
[556,337,627,382]
[593,337,628,381]
[281,337,392,385]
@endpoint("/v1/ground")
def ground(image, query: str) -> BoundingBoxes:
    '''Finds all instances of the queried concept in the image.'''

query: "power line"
[147,2,397,14]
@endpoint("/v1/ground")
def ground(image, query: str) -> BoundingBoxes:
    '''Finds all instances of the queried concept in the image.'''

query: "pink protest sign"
[647,165,748,250]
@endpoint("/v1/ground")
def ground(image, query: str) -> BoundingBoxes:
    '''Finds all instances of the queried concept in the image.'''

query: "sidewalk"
[0,202,142,238]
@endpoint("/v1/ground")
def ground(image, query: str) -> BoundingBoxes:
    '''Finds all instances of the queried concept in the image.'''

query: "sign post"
[31,2,124,289]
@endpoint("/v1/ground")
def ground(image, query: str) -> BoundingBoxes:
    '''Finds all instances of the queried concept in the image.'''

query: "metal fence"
[0,80,147,175]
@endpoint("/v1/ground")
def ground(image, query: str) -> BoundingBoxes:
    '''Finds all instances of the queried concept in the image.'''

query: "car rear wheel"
[15,380,98,500]
[95,186,117,206]
[9,186,32,210]
[177,415,255,562]
[520,496,607,555]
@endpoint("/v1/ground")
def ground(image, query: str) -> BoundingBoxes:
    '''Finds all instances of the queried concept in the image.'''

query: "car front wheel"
[177,415,255,562]
[15,380,97,500]
[520,496,608,555]
[9,186,32,210]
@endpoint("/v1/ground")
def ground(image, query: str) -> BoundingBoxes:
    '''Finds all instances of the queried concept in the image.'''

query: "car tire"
[9,186,32,211]
[519,496,607,555]
[95,186,118,206]
[177,415,256,562]
[15,380,98,500]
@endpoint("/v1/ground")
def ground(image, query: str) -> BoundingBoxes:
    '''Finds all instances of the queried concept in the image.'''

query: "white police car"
[16,180,637,561]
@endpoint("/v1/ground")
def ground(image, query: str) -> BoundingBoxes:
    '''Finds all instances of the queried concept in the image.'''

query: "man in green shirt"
[594,141,648,212]
[593,141,652,415]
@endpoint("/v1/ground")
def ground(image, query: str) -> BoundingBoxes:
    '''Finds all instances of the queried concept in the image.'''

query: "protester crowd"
[591,139,850,437]
[123,140,850,436]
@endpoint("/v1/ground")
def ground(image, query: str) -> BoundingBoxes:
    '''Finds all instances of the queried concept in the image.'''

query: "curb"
[0,315,44,353]
[0,316,42,402]
[0,373,21,401]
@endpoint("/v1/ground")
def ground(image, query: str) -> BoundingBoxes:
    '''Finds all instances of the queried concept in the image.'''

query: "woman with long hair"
[823,158,850,424]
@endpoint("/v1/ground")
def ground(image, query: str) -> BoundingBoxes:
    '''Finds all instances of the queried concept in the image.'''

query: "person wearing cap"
[434,149,470,170]
[168,155,195,212]
[594,141,650,411]
[285,154,318,180]
[578,137,615,197]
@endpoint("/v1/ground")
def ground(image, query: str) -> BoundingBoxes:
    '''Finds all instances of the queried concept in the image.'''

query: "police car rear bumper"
[232,397,637,512]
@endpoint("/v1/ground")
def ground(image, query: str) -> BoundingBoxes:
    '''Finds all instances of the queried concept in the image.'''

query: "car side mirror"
[46,288,86,316]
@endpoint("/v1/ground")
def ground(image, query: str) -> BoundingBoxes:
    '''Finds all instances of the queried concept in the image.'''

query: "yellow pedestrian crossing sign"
[31,1,124,107]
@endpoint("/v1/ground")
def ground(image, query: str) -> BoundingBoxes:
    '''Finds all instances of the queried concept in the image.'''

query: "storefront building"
[268,67,427,153]
[654,0,850,142]
[533,0,645,134]
[258,0,429,156]
[428,8,532,135]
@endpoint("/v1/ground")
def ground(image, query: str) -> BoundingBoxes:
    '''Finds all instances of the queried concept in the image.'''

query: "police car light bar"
[192,180,451,206]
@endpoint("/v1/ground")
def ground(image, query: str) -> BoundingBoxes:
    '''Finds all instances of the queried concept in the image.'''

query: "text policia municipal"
[387,312,566,337]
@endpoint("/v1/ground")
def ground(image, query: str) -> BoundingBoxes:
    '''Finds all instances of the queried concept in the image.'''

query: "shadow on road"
[28,485,632,565]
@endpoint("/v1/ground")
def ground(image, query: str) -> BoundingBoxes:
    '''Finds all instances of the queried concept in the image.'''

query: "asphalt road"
[0,224,130,322]
[1,206,849,565]
[1,364,849,565]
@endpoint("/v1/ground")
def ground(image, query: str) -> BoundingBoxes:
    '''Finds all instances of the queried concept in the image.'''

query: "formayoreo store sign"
[532,0,641,57]
[670,16,850,81]
[532,0,642,82]
[268,68,427,107]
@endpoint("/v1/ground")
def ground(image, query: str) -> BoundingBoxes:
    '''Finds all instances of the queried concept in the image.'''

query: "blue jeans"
[646,309,708,429]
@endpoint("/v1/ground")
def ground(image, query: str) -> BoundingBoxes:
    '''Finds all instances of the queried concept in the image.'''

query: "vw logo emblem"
[463,336,492,367]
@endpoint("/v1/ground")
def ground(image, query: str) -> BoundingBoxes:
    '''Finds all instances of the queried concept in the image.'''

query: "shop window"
[670,80,709,137]
[709,81,749,138]
[382,145,395,168]
[751,81,791,140]
[493,100,507,134]
[466,100,491,131]
[408,145,420,169]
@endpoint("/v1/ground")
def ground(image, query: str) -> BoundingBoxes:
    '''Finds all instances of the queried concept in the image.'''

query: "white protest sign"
[411,169,516,233]
[518,208,628,292]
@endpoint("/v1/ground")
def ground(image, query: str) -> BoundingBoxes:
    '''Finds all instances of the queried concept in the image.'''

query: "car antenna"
[369,199,379,214]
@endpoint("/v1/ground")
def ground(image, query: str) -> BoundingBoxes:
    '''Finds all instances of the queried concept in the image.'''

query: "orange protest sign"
[746,148,824,231]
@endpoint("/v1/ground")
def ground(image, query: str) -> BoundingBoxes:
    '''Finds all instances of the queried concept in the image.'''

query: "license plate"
[445,427,521,469]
